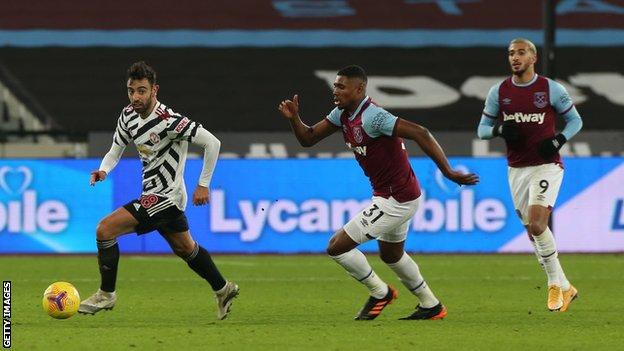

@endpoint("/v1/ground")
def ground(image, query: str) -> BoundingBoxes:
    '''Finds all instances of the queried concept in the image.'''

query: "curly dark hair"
[127,61,156,85]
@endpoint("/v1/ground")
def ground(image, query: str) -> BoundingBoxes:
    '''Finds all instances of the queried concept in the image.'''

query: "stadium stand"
[1,0,623,156]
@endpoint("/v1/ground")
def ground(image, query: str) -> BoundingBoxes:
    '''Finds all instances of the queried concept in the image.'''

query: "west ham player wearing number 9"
[279,65,479,320]
[79,61,239,319]
[477,39,583,312]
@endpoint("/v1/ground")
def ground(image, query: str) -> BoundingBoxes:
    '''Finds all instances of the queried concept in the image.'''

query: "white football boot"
[215,281,239,320]
[78,289,116,315]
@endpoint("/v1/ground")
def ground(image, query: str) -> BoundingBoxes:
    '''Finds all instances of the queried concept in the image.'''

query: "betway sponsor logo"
[503,112,545,124]
[209,189,507,241]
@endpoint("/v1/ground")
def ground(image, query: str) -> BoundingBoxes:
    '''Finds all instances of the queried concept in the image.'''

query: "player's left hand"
[538,134,567,159]
[445,169,480,186]
[192,185,210,206]
[278,94,300,120]
[494,121,520,141]
[89,170,107,186]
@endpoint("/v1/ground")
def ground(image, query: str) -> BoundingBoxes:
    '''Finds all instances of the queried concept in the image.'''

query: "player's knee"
[527,222,547,237]
[96,220,116,241]
[326,236,344,256]
[326,241,339,256]
[172,246,192,258]
[327,229,357,256]
[169,238,196,258]
[379,251,402,264]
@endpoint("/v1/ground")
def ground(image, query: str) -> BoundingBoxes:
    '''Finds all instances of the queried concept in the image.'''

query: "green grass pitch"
[2,254,623,350]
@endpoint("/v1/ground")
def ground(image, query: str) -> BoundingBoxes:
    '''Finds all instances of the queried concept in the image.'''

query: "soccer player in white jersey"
[279,65,478,320]
[78,61,238,319]
[477,39,583,312]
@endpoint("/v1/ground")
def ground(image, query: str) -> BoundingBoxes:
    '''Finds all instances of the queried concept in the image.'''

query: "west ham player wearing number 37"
[477,39,583,312]
[279,65,478,320]
[79,61,239,319]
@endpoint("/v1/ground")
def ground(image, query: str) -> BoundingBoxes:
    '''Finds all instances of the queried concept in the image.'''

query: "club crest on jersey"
[533,92,548,108]
[352,126,364,143]
[149,132,160,144]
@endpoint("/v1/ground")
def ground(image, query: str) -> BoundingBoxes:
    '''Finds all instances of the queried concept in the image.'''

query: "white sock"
[386,252,439,308]
[530,235,570,290]
[558,260,571,291]
[532,227,563,287]
[529,240,545,270]
[548,257,570,290]
[331,249,388,299]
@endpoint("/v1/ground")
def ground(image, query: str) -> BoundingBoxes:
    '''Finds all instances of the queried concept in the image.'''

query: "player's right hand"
[445,169,479,186]
[89,170,107,186]
[278,94,300,120]
[494,121,520,141]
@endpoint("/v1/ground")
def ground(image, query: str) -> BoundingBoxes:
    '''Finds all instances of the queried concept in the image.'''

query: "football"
[42,282,81,319]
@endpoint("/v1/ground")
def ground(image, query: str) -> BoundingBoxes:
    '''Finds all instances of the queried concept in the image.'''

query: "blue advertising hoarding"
[0,158,623,253]
[0,160,112,253]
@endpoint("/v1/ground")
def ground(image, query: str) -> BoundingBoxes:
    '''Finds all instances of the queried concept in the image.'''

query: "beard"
[133,104,145,114]
[133,97,152,114]
[511,63,529,76]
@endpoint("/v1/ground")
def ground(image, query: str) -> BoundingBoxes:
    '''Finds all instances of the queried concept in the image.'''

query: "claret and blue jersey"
[325,96,421,202]
[479,74,583,167]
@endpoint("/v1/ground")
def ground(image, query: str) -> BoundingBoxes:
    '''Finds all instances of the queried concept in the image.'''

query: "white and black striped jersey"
[110,101,201,212]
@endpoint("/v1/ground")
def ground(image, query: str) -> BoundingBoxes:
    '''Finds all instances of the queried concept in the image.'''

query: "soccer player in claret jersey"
[78,61,239,319]
[279,65,479,320]
[477,38,583,312]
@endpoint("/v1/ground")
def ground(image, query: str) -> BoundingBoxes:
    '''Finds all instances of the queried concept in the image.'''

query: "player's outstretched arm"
[90,142,125,186]
[278,94,339,147]
[190,127,221,205]
[396,118,479,186]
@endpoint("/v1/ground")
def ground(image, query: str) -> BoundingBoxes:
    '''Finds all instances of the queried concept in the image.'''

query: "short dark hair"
[127,61,156,85]
[337,65,367,82]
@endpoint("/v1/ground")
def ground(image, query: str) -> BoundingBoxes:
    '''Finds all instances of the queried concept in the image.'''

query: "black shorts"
[123,195,189,235]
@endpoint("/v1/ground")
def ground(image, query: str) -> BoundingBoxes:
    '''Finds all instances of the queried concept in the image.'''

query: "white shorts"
[508,163,563,225]
[344,196,420,244]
